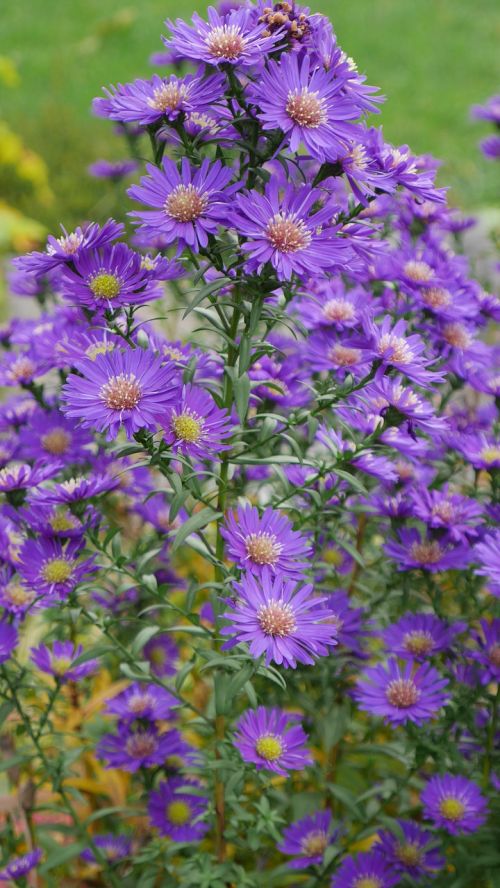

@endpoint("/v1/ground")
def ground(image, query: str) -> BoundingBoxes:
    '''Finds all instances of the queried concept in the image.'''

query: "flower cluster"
[0,2,497,885]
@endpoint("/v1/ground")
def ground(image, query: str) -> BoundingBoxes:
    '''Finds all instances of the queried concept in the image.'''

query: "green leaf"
[172,508,221,552]
[131,626,160,657]
[233,372,250,422]
[39,841,86,873]
[183,278,231,318]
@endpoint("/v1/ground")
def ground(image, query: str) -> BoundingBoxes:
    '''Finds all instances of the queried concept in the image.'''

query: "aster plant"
[0,2,498,886]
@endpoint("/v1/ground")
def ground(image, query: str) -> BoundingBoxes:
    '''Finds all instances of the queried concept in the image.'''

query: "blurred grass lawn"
[2,0,500,231]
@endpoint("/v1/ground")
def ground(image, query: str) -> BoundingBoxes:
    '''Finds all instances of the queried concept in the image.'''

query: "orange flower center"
[385,677,420,708]
[245,532,283,565]
[165,184,208,222]
[100,374,142,411]
[258,601,296,636]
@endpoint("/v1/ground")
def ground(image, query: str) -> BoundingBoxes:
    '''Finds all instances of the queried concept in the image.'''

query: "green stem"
[0,667,121,888]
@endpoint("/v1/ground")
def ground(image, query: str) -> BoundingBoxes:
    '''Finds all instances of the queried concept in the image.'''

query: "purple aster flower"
[305,329,370,379]
[376,820,444,879]
[143,632,179,677]
[248,353,309,409]
[410,487,483,541]
[17,503,97,541]
[164,6,282,67]
[221,504,312,578]
[95,70,225,125]
[14,219,124,277]
[58,243,164,310]
[80,834,131,864]
[62,347,179,440]
[0,349,45,388]
[97,724,181,772]
[453,433,500,472]
[353,658,449,725]
[235,180,351,281]
[354,373,448,436]
[470,619,500,684]
[31,473,118,506]
[0,577,37,616]
[30,641,99,682]
[234,706,312,775]
[17,537,96,602]
[473,530,500,597]
[471,94,500,124]
[366,317,444,387]
[148,777,208,841]
[0,461,62,494]
[128,157,237,250]
[221,568,337,668]
[421,774,488,834]
[480,134,500,159]
[295,281,368,330]
[325,591,370,657]
[17,409,92,462]
[0,849,43,882]
[384,528,471,573]
[278,810,338,869]
[383,613,464,661]
[0,619,18,663]
[161,384,233,460]
[105,682,177,721]
[251,52,360,161]
[88,159,138,180]
[331,850,399,888]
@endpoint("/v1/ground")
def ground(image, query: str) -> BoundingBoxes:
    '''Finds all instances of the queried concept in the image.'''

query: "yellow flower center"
[172,412,203,443]
[49,511,79,533]
[480,446,500,464]
[100,374,142,411]
[301,830,328,856]
[167,800,191,825]
[245,532,283,565]
[255,733,283,761]
[385,678,420,708]
[323,547,344,567]
[286,88,327,128]
[165,184,208,222]
[403,630,434,656]
[3,583,34,607]
[265,212,312,253]
[258,601,296,637]
[439,797,466,822]
[41,558,73,584]
[86,342,116,360]
[396,842,422,866]
[354,878,383,888]
[51,656,73,676]
[41,428,71,455]
[89,272,121,300]
[205,24,246,59]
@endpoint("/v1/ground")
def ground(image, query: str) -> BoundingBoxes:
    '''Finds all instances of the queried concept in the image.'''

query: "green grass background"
[2,0,500,231]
